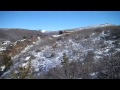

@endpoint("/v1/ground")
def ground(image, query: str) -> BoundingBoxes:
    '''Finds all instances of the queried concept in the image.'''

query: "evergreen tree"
[23,36,27,39]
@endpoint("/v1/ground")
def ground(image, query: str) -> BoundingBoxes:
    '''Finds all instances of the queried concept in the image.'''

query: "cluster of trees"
[59,31,63,34]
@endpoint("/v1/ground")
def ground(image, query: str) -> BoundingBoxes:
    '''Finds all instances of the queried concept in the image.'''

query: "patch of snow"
[90,72,98,76]
[25,56,31,61]
[14,70,19,74]
[13,41,18,46]
[52,35,61,37]
[115,48,120,51]
[20,39,26,42]
[1,65,5,71]
[35,68,40,72]
[21,45,33,54]
[13,40,20,46]
[104,40,114,45]
[94,55,101,59]
[2,41,10,45]
[77,78,82,79]
[94,50,103,55]
[21,62,28,68]
[104,48,110,53]
[101,31,106,36]
[68,39,73,43]
[37,37,40,40]
[90,33,96,37]
[0,47,6,51]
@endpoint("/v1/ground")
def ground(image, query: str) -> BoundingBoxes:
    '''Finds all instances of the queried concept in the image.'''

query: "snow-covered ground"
[0,65,5,71]
[1,41,10,45]
[52,35,61,37]
[20,30,117,75]
[0,47,6,51]
[1,27,119,79]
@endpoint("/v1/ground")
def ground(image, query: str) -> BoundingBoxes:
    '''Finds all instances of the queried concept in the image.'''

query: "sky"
[0,11,120,31]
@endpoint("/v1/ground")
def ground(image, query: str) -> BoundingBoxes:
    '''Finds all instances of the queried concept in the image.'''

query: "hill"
[0,28,47,42]
[0,24,120,79]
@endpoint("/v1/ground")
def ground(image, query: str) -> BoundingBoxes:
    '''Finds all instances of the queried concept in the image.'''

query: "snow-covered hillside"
[0,25,120,79]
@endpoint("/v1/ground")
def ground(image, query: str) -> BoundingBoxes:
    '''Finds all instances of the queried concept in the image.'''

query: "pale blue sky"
[0,11,120,31]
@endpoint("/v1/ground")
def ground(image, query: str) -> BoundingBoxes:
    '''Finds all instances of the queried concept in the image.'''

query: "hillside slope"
[0,28,47,42]
[0,25,120,79]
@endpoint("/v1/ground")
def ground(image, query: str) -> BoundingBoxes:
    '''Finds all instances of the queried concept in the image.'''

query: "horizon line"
[0,23,119,31]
